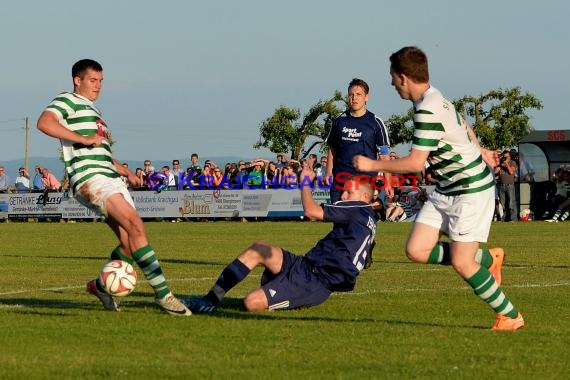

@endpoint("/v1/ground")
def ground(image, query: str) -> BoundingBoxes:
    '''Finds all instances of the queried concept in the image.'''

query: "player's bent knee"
[450,257,476,277]
[405,247,428,263]
[248,241,274,258]
[243,290,268,312]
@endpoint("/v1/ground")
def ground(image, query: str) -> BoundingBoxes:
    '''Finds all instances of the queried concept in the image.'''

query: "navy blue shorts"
[260,250,331,310]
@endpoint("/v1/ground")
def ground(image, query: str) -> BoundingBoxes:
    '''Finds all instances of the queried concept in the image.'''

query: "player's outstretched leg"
[132,245,191,316]
[184,258,252,313]
[182,296,218,313]
[465,267,524,331]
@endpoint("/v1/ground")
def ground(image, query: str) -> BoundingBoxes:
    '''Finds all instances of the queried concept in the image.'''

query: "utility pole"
[24,116,29,171]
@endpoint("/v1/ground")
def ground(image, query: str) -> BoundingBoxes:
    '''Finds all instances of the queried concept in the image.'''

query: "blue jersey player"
[183,163,378,312]
[324,78,393,204]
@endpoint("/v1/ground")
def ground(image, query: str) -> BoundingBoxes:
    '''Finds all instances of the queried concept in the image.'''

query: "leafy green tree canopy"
[254,91,344,160]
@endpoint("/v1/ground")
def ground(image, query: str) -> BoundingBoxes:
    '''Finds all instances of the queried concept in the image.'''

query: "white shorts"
[73,176,135,217]
[415,187,495,243]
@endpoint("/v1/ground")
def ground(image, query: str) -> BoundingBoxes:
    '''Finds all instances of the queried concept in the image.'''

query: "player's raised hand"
[353,155,376,172]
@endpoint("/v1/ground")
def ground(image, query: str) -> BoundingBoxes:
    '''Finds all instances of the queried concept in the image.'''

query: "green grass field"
[0,220,568,379]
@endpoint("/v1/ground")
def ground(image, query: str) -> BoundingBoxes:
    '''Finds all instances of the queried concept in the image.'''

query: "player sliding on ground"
[183,163,377,312]
[37,59,191,316]
[354,46,524,330]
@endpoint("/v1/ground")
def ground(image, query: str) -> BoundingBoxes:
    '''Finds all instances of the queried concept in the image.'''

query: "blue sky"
[1,0,567,166]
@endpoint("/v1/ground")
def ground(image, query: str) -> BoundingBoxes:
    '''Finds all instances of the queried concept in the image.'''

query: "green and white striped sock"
[109,246,134,265]
[132,245,170,299]
[465,267,518,317]
[427,243,493,269]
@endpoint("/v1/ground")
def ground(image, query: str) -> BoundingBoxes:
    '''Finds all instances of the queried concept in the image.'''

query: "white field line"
[0,268,444,296]
[339,282,570,297]
[1,266,569,298]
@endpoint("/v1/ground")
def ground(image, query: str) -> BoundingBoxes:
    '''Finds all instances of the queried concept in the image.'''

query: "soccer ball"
[98,260,137,297]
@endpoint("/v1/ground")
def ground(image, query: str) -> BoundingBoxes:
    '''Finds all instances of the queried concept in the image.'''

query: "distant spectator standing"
[276,154,286,170]
[15,167,31,192]
[226,163,239,187]
[134,168,146,190]
[143,160,155,178]
[171,159,182,189]
[189,153,201,172]
[518,152,535,183]
[279,165,297,188]
[32,165,45,191]
[199,164,214,188]
[212,167,227,189]
[265,161,278,188]
[308,154,318,168]
[307,154,319,185]
[247,161,264,187]
[41,167,62,191]
[162,165,176,190]
[237,160,249,187]
[315,156,327,180]
[0,166,10,192]
[495,150,518,221]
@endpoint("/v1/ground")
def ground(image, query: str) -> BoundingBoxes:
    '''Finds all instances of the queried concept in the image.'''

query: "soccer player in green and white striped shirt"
[353,46,524,330]
[37,59,191,316]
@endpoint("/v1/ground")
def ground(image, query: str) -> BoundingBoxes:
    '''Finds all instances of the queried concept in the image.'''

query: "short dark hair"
[72,59,103,79]
[348,78,369,94]
[389,46,429,83]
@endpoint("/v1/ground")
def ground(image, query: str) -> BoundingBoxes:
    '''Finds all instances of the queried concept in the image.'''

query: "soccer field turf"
[0,221,568,379]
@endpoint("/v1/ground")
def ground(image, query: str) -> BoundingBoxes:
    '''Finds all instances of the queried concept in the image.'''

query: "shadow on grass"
[0,254,227,266]
[6,253,566,270]
[0,296,488,329]
[0,298,90,316]
[177,295,488,329]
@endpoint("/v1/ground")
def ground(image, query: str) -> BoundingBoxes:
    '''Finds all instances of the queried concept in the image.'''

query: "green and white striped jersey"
[412,87,495,196]
[45,92,118,194]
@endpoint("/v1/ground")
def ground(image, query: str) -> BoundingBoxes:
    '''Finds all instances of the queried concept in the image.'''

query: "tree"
[455,87,543,150]
[385,108,415,147]
[384,86,542,151]
[254,91,345,160]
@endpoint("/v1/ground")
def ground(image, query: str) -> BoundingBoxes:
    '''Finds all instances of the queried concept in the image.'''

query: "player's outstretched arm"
[38,111,104,147]
[301,162,324,220]
[323,149,334,186]
[354,149,427,175]
[114,160,142,187]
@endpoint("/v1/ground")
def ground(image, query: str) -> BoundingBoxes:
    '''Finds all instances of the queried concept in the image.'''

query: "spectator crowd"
[2,149,568,223]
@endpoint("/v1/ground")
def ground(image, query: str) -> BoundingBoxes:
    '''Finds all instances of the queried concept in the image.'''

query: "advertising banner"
[0,189,330,219]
